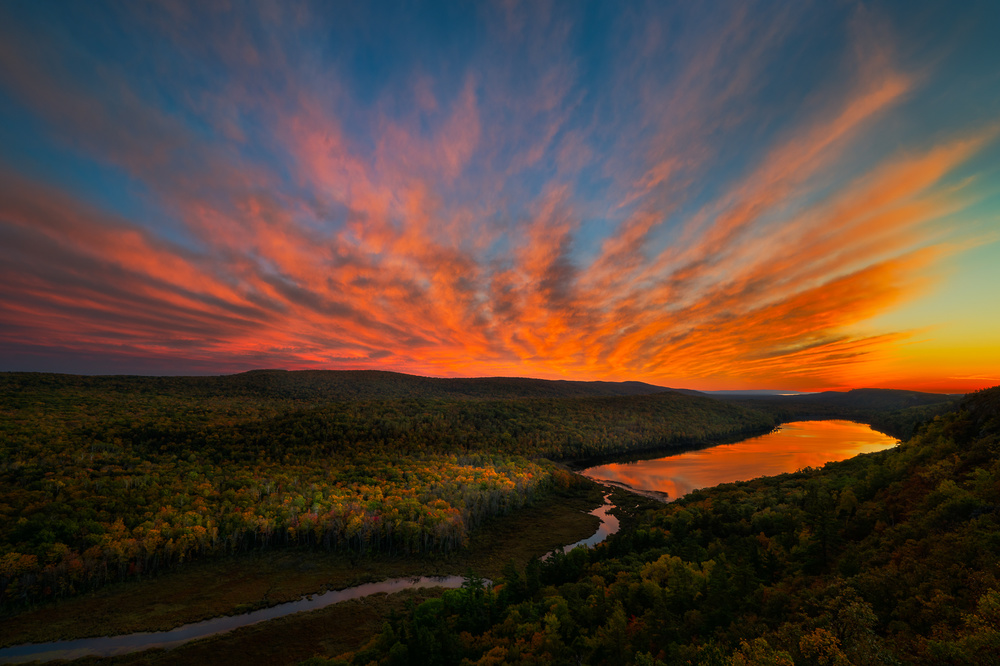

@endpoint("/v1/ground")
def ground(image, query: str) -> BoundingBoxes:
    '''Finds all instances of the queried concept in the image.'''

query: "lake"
[582,420,899,499]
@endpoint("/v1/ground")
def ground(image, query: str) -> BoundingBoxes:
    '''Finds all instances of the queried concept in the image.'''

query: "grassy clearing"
[0,482,608,648]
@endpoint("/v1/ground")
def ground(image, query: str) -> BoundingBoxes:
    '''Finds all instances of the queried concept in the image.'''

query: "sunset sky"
[1,1,998,391]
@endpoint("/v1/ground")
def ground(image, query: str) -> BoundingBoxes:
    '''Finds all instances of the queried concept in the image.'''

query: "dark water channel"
[542,492,619,560]
[0,577,465,663]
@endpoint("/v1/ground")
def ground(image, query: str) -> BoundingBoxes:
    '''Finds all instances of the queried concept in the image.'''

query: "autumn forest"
[2,371,998,665]
[0,371,772,606]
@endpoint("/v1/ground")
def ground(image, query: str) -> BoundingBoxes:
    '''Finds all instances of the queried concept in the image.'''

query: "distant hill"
[700,389,810,396]
[721,387,954,409]
[0,369,673,403]
[785,387,956,410]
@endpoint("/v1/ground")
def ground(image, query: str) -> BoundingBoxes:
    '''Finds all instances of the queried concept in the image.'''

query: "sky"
[0,0,998,392]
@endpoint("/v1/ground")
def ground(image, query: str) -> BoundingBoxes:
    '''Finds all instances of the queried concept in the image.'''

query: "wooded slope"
[0,372,771,609]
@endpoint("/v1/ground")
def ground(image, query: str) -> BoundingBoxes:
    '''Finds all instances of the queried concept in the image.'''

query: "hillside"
[0,373,772,610]
[0,370,672,404]
[341,386,1000,665]
[787,387,955,410]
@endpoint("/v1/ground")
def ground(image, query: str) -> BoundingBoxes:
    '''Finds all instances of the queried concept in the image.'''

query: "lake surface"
[582,420,898,500]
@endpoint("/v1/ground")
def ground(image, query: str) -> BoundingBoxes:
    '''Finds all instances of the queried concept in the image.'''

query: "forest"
[0,371,772,608]
[326,386,1000,665]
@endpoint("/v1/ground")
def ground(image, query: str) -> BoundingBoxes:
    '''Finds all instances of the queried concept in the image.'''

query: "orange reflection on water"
[585,420,898,499]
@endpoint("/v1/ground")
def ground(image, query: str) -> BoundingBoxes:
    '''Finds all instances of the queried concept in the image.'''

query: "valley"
[1,370,989,665]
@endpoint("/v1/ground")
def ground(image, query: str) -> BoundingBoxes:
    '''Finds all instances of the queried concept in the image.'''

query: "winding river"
[0,577,468,664]
[0,496,620,664]
[542,492,619,560]
[582,419,899,500]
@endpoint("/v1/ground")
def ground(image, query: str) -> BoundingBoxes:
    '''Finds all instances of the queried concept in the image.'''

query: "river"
[0,496,620,664]
[582,419,898,500]
[0,576,467,664]
[541,492,619,560]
